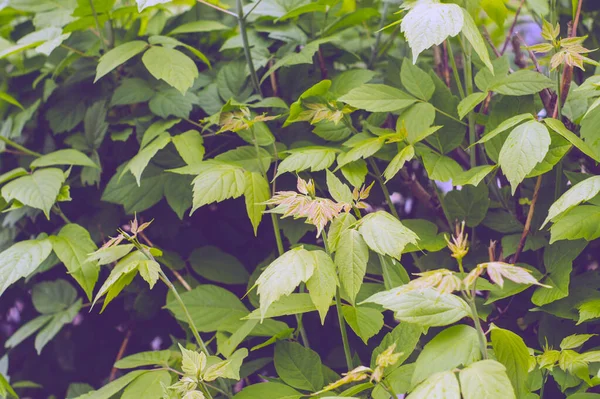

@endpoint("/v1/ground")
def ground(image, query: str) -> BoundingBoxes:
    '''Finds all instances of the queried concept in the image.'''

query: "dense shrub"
[1,0,600,398]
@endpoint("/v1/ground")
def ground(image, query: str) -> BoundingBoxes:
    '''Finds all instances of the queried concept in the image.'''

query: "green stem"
[463,39,476,169]
[367,1,389,69]
[243,0,263,19]
[469,297,488,360]
[322,231,353,371]
[446,42,466,99]
[554,67,563,201]
[52,205,71,224]
[88,0,108,52]
[236,0,262,97]
[0,136,41,157]
[368,159,399,219]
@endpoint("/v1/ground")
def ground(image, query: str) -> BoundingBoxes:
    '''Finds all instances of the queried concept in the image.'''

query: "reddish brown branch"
[501,0,526,55]
[512,175,543,263]
[109,329,132,381]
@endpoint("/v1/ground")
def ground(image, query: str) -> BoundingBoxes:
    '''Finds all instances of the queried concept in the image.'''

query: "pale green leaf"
[179,343,206,378]
[244,171,270,235]
[1,168,66,218]
[35,299,82,354]
[115,350,172,369]
[358,211,419,260]
[459,360,516,399]
[400,60,435,101]
[142,46,199,95]
[461,9,493,72]
[412,325,481,386]
[168,20,230,35]
[31,149,98,169]
[544,118,600,162]
[482,0,508,27]
[124,132,171,186]
[31,279,77,314]
[95,41,148,82]
[498,120,550,194]
[458,92,488,119]
[0,238,52,297]
[50,224,100,301]
[232,382,302,399]
[335,229,368,305]
[122,370,170,399]
[141,119,180,148]
[92,251,145,308]
[137,259,160,289]
[244,293,318,320]
[561,334,596,350]
[328,213,358,253]
[172,130,204,165]
[407,371,460,399]
[326,170,352,203]
[550,205,600,243]
[543,176,600,227]
[338,84,417,112]
[363,287,471,328]
[255,247,316,321]
[474,113,534,145]
[337,137,385,167]
[4,314,53,349]
[190,161,246,214]
[342,305,383,344]
[384,145,415,183]
[73,370,149,399]
[277,147,337,177]
[452,165,496,186]
[421,152,463,182]
[490,325,530,398]
[306,250,337,324]
[489,70,553,96]
[215,146,272,174]
[401,1,464,64]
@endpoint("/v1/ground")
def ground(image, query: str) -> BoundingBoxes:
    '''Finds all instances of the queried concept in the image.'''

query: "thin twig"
[0,136,41,157]
[88,0,108,52]
[368,1,389,68]
[515,33,555,112]
[139,231,192,292]
[512,175,543,263]
[236,0,263,97]
[197,0,237,17]
[501,0,526,55]
[60,44,96,58]
[109,329,132,381]
[316,47,328,79]
[243,0,263,20]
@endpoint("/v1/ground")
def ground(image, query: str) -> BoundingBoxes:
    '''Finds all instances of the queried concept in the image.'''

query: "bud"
[445,221,469,260]
[412,269,462,294]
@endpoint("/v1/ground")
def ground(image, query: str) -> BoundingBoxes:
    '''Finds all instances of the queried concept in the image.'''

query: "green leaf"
[458,92,488,119]
[412,325,481,386]
[31,149,98,169]
[543,176,600,227]
[114,350,172,369]
[137,259,160,289]
[165,174,193,219]
[341,159,368,188]
[277,147,337,177]
[31,279,77,314]
[35,299,82,354]
[189,246,249,285]
[408,371,460,399]
[363,288,471,328]
[337,137,385,167]
[460,9,493,72]
[336,229,368,305]
[338,84,417,112]
[92,251,145,309]
[543,118,600,162]
[50,224,100,300]
[244,171,270,235]
[219,320,258,358]
[86,245,135,266]
[0,168,28,185]
[401,1,464,64]
[578,299,600,324]
[474,113,534,145]
[306,250,337,324]
[111,78,155,106]
[459,360,516,399]
[498,120,550,194]
[371,322,422,369]
[489,70,553,96]
[73,370,149,399]
[121,370,171,399]
[232,382,302,399]
[0,92,24,110]
[172,130,204,165]
[330,70,376,97]
[4,314,53,349]
[452,165,496,187]
[215,146,272,174]
[149,88,197,119]
[141,119,180,149]
[0,238,52,297]
[168,20,230,35]
[561,334,596,350]
[245,293,318,320]
[326,170,352,204]
[384,145,414,183]
[166,285,249,332]
[421,151,463,182]
[400,60,435,101]
[444,184,490,227]
[255,247,316,320]
[1,168,66,218]
[358,211,419,260]
[95,41,148,82]
[482,0,508,27]
[549,205,600,243]
[190,161,246,214]
[490,325,530,398]
[342,305,383,344]
[102,164,167,214]
[124,132,171,186]
[274,341,324,391]
[142,46,199,95]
